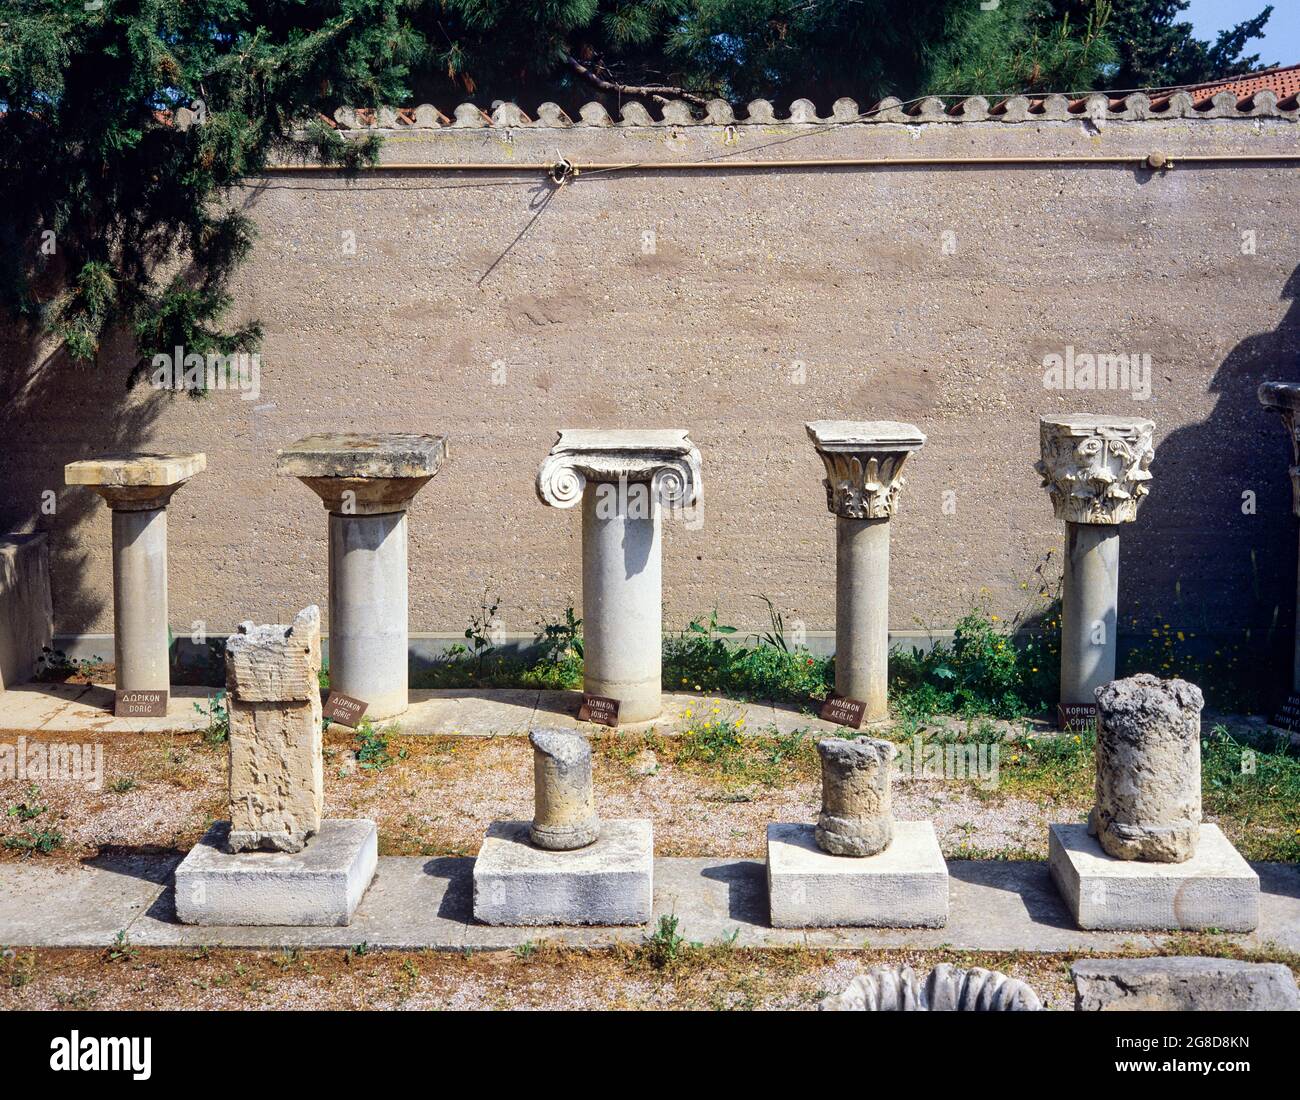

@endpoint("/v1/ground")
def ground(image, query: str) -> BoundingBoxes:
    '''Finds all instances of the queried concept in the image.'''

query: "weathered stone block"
[1090,673,1204,862]
[472,819,653,926]
[767,821,948,928]
[1049,823,1258,931]
[1072,957,1300,1011]
[225,606,323,853]
[175,819,377,926]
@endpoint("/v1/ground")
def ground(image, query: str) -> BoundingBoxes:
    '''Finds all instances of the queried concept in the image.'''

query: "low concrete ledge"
[2,855,1296,952]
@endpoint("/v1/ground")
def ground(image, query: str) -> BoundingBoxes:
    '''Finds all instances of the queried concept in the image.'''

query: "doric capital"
[1259,382,1300,517]
[65,452,206,511]
[805,420,925,520]
[536,429,702,514]
[276,432,446,515]
[1036,414,1155,525]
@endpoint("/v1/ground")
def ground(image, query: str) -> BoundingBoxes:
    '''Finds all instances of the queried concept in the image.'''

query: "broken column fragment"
[1089,672,1203,863]
[815,736,895,857]
[529,729,600,850]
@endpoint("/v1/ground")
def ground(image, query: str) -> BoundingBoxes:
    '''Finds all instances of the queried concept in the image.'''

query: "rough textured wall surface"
[2,105,1298,661]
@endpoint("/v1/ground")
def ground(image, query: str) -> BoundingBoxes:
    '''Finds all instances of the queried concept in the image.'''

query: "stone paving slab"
[0,683,213,734]
[3,856,1297,953]
[0,684,844,738]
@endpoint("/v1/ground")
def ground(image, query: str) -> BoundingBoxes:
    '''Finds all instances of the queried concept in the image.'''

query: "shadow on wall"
[1122,263,1300,708]
[0,323,167,642]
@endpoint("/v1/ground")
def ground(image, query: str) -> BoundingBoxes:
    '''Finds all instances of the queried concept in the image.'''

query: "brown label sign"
[1270,692,1300,733]
[578,693,620,727]
[1058,703,1099,732]
[115,689,168,718]
[323,691,368,727]
[820,694,866,729]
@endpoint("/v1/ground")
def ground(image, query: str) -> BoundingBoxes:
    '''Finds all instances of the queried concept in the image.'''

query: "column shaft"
[581,488,662,723]
[835,516,890,719]
[1294,526,1300,693]
[111,507,170,691]
[328,511,408,720]
[1060,521,1121,707]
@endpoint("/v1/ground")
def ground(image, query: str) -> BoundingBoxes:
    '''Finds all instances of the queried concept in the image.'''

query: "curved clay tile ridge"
[327,91,1300,129]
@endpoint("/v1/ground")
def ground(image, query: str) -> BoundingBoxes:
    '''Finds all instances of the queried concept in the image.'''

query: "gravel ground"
[0,944,1088,1011]
[0,727,1078,862]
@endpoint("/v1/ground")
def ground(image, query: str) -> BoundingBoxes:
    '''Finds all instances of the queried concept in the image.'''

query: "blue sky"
[1186,0,1299,66]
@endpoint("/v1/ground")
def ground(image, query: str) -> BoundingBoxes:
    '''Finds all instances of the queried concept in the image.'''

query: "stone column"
[1258,382,1300,692]
[225,606,324,853]
[277,433,446,721]
[815,736,895,856]
[1089,673,1203,862]
[537,430,702,724]
[806,421,925,721]
[529,729,599,850]
[64,453,206,697]
[1036,415,1155,712]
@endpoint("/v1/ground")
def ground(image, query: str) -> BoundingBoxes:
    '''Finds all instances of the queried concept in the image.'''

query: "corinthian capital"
[1036,414,1155,525]
[536,429,702,513]
[805,421,925,520]
[1259,382,1300,517]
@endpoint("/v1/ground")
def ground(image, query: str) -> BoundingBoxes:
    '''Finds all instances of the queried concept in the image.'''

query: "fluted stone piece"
[529,729,599,850]
[815,737,894,856]
[225,606,324,854]
[820,963,1042,1011]
[1089,673,1204,863]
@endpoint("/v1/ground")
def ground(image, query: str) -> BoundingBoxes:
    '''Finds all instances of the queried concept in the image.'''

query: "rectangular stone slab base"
[472,819,653,926]
[766,821,949,928]
[174,819,377,926]
[1049,822,1259,932]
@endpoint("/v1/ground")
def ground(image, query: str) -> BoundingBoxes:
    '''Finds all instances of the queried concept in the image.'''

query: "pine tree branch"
[565,54,707,107]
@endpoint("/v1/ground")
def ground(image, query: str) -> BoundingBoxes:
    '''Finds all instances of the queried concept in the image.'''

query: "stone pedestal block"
[174,819,378,926]
[1048,823,1259,932]
[537,429,701,724]
[766,821,948,928]
[277,433,447,720]
[472,819,653,926]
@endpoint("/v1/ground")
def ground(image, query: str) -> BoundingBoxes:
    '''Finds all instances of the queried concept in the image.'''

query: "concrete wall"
[2,101,1298,671]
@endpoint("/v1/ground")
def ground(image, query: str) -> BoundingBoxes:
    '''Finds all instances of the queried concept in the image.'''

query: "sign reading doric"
[114,688,167,718]
[323,691,368,727]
